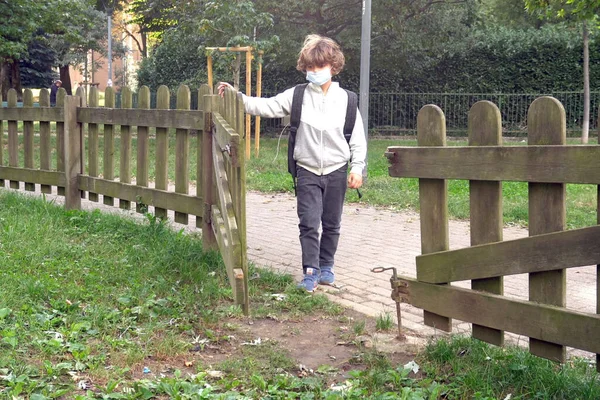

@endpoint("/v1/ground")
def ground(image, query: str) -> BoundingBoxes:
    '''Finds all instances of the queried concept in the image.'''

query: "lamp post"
[107,10,113,87]
[359,0,372,174]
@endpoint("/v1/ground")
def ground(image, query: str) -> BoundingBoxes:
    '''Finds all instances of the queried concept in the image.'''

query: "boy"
[218,34,366,292]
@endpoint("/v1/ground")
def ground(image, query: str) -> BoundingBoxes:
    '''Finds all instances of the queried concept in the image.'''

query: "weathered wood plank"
[119,87,133,210]
[196,84,211,227]
[154,86,169,219]
[0,108,64,122]
[102,87,115,206]
[64,96,82,210]
[528,96,566,362]
[201,95,218,250]
[88,87,99,202]
[79,176,204,216]
[417,104,451,332]
[212,139,240,251]
[213,113,240,168]
[56,89,66,196]
[468,100,504,346]
[136,86,151,213]
[39,89,51,194]
[211,206,243,306]
[8,89,19,189]
[175,85,190,224]
[77,108,205,130]
[386,146,600,184]
[23,89,35,191]
[393,277,600,357]
[417,225,600,283]
[0,166,64,186]
[236,91,249,314]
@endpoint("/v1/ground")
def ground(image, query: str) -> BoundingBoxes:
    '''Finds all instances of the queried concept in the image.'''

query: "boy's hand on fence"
[348,173,363,189]
[217,82,233,98]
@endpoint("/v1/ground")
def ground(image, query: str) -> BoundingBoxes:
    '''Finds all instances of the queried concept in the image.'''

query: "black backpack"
[287,83,358,191]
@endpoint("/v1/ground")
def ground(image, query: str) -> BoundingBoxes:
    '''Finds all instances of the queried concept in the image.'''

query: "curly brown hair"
[296,34,345,75]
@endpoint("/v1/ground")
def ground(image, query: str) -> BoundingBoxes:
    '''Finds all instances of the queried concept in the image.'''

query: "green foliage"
[0,0,43,62]
[19,34,58,89]
[136,29,207,92]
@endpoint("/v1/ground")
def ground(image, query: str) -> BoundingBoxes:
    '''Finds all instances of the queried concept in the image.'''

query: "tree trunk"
[233,53,242,90]
[9,61,23,101]
[0,61,10,99]
[59,65,73,95]
[582,21,590,144]
[141,31,147,58]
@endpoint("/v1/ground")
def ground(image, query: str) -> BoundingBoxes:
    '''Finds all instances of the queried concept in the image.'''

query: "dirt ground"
[129,308,428,386]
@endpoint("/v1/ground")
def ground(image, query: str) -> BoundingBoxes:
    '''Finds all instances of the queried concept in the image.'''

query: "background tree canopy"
[133,0,596,95]
[3,0,598,96]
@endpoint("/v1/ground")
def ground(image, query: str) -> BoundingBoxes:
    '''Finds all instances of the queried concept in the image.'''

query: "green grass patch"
[421,336,600,399]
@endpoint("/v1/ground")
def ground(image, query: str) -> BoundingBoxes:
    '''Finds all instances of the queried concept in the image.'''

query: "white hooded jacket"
[242,82,367,176]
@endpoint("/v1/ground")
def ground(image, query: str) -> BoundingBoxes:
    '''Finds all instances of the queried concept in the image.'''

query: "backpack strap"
[343,89,358,144]
[288,83,308,193]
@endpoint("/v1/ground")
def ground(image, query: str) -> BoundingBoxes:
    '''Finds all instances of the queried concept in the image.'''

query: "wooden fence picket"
[64,95,82,210]
[527,97,567,363]
[136,86,151,213]
[39,89,51,194]
[8,89,19,189]
[88,87,100,202]
[417,104,451,332]
[175,85,190,224]
[56,88,66,196]
[23,89,35,192]
[103,88,115,206]
[154,85,170,219]
[196,84,212,228]
[119,87,133,210]
[468,101,504,346]
[202,94,218,249]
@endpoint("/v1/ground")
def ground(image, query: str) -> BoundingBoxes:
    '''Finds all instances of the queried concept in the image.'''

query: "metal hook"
[371,266,398,280]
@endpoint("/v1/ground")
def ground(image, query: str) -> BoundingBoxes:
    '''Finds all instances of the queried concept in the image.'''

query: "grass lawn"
[1,190,599,399]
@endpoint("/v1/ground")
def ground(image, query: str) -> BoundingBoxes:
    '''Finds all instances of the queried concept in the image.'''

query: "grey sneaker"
[297,267,319,293]
[319,266,335,285]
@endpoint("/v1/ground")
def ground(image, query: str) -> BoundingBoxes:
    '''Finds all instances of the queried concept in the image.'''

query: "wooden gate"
[385,97,600,367]
[0,85,249,313]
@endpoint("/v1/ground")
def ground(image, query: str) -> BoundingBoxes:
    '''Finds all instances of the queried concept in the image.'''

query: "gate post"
[468,101,504,346]
[528,96,566,362]
[417,105,451,332]
[64,95,82,210]
[202,94,218,250]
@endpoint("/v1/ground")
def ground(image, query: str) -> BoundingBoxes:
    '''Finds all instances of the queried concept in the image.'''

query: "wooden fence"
[386,97,600,367]
[0,85,249,313]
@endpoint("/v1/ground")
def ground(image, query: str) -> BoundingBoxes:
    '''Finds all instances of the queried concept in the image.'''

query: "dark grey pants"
[296,165,347,273]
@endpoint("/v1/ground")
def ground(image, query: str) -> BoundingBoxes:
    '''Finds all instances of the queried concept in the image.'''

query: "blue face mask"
[306,68,332,86]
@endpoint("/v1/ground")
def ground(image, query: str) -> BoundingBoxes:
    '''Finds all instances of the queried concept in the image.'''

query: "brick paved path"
[246,191,596,359]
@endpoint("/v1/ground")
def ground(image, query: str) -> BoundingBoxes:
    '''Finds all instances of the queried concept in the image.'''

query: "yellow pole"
[207,54,213,91]
[245,49,252,160]
[255,52,263,157]
[206,46,253,52]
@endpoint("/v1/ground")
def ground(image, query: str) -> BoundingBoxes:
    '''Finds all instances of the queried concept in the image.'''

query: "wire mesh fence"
[260,90,600,137]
